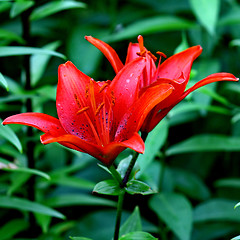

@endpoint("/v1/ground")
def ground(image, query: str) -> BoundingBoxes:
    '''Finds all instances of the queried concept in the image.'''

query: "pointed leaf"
[30,0,86,21]
[0,46,66,59]
[31,41,62,86]
[120,206,142,236]
[45,194,116,207]
[107,16,196,42]
[138,119,168,173]
[10,1,34,18]
[0,29,24,44]
[149,193,192,240]
[190,0,220,35]
[194,199,240,223]
[0,219,28,240]
[166,134,240,156]
[126,180,155,195]
[0,158,50,180]
[0,195,65,219]
[93,179,121,196]
[0,119,22,152]
[0,72,9,91]
[119,231,157,240]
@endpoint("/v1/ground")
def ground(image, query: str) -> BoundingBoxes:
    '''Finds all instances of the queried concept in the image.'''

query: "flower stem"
[114,189,125,240]
[122,132,149,187]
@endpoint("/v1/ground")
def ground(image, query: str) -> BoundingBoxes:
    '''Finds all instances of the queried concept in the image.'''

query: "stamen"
[74,94,81,108]
[77,106,89,115]
[85,85,89,98]
[95,102,105,116]
[147,51,157,62]
[137,35,144,53]
[156,51,167,59]
[111,91,115,105]
[99,83,109,93]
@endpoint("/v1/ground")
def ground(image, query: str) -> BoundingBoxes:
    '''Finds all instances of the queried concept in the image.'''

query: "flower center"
[75,79,114,146]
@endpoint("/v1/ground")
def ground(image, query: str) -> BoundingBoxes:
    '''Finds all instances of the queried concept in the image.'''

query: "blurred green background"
[0,0,240,239]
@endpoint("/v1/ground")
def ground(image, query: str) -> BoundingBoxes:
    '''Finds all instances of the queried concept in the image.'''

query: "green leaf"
[93,179,121,196]
[0,119,22,152]
[0,158,50,180]
[0,219,28,240]
[117,155,134,179]
[0,46,66,59]
[138,119,168,173]
[149,193,192,240]
[235,202,240,209]
[31,41,61,87]
[0,195,65,219]
[0,29,24,44]
[70,237,92,240]
[232,236,240,240]
[194,199,240,222]
[120,206,142,236]
[30,0,86,21]
[119,231,157,240]
[0,72,8,91]
[126,180,155,195]
[189,0,219,35]
[10,1,34,18]
[166,134,240,156]
[214,178,240,189]
[45,194,117,208]
[48,175,95,190]
[106,16,196,42]
[171,168,210,200]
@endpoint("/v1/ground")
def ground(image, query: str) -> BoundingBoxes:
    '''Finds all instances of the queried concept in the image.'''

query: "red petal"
[41,132,144,165]
[109,57,146,127]
[156,45,202,85]
[115,83,174,141]
[2,113,66,136]
[57,61,96,142]
[184,73,239,96]
[85,36,124,73]
[144,72,239,132]
[125,42,141,64]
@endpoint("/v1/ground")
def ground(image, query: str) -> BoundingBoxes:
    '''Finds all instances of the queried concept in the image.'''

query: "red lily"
[85,35,238,132]
[3,60,174,165]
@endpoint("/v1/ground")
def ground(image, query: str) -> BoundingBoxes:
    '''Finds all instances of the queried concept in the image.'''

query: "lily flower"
[85,35,238,132]
[3,59,174,165]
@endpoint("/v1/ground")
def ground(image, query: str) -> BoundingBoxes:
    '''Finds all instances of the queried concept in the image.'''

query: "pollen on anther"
[95,102,105,116]
[77,106,89,115]
[99,83,109,93]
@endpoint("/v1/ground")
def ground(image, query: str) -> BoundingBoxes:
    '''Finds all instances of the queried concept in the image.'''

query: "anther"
[156,51,167,59]
[99,83,109,93]
[77,106,89,115]
[111,91,115,105]
[95,102,105,116]
[74,94,81,108]
[147,51,157,62]
[85,85,89,98]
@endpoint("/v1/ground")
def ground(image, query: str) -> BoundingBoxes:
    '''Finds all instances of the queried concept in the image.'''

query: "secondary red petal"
[144,72,239,132]
[156,45,202,85]
[57,61,96,142]
[115,83,174,141]
[183,73,239,97]
[125,42,141,64]
[2,112,66,136]
[110,57,146,126]
[85,36,124,73]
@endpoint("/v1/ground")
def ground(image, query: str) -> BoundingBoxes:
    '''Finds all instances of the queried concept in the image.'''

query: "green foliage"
[1,0,240,239]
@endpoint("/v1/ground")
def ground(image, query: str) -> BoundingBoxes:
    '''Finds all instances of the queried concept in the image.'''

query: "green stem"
[122,132,149,187]
[114,189,125,240]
